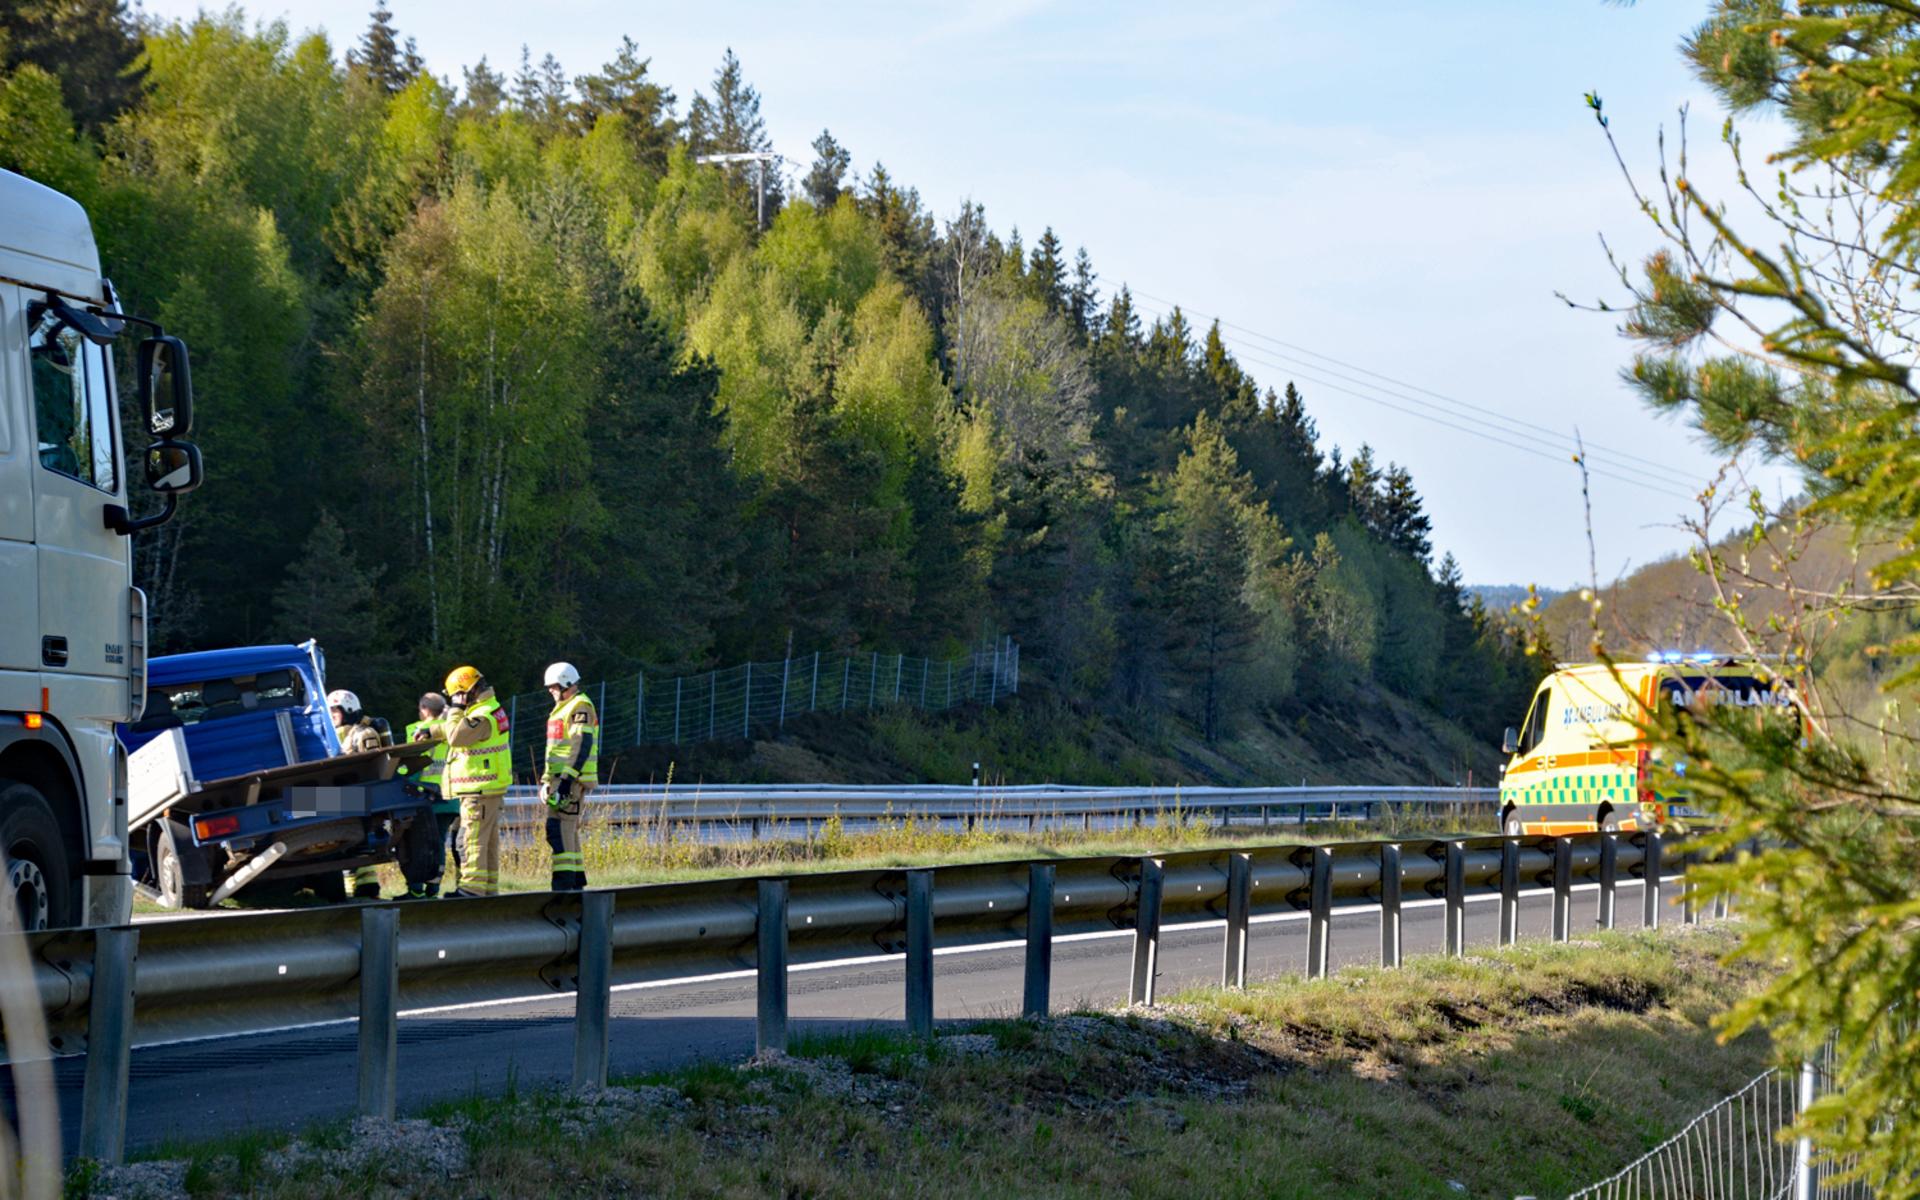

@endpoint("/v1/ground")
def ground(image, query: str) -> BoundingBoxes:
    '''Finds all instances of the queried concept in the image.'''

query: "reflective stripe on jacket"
[404,718,449,790]
[444,697,510,795]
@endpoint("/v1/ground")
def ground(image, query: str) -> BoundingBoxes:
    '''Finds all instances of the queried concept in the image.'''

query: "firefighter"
[540,662,596,891]
[328,689,392,900]
[440,666,510,897]
[402,692,457,898]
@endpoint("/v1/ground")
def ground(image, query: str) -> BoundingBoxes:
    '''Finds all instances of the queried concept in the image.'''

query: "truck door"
[0,285,40,707]
[26,292,132,854]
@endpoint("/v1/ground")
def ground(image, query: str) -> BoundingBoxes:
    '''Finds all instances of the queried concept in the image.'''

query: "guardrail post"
[1222,852,1251,988]
[573,891,614,1091]
[757,879,789,1055]
[1444,841,1466,956]
[1307,846,1333,980]
[1129,857,1164,1006]
[906,869,934,1038]
[1024,864,1053,1018]
[1711,848,1730,920]
[1598,834,1619,930]
[1379,843,1402,968]
[1498,837,1521,947]
[79,926,138,1164]
[1682,841,1699,925]
[356,905,400,1119]
[1552,837,1574,942]
[1642,831,1663,930]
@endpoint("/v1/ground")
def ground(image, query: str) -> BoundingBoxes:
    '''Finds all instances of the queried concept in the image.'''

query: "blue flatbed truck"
[118,642,442,908]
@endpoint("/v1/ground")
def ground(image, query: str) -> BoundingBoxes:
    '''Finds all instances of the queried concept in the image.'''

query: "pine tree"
[513,49,569,133]
[688,49,783,222]
[1104,286,1141,348]
[574,36,678,169]
[1346,443,1381,523]
[804,129,851,208]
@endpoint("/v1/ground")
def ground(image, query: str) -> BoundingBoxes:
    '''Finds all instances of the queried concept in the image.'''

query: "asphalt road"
[30,879,1684,1155]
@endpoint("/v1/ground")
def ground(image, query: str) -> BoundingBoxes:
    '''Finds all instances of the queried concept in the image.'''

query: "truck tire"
[155,821,213,910]
[0,781,75,931]
[395,806,442,888]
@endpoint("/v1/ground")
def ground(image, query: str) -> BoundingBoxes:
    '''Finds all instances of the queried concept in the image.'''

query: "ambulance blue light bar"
[1645,651,1723,664]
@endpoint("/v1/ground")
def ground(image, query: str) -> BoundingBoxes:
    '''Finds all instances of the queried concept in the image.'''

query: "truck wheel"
[155,822,212,910]
[0,781,76,931]
[396,807,442,887]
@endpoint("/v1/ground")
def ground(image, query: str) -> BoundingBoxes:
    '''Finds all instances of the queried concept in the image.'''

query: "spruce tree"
[271,510,383,687]
[688,49,783,220]
[1068,248,1099,339]
[460,56,506,118]
[1028,227,1066,311]
[1378,463,1432,563]
[348,5,410,95]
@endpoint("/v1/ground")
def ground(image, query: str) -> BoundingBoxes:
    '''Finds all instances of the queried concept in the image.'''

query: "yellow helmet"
[444,665,484,696]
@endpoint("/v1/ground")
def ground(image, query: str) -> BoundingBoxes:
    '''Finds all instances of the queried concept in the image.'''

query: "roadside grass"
[87,926,1773,1199]
[134,803,1491,913]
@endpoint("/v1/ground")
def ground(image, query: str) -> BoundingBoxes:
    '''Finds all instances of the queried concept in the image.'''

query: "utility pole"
[695,151,782,230]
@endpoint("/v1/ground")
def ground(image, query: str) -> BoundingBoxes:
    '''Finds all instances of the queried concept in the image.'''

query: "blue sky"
[135,0,1798,587]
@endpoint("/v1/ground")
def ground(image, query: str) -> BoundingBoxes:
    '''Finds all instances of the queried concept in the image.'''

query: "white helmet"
[326,689,361,713]
[544,662,581,690]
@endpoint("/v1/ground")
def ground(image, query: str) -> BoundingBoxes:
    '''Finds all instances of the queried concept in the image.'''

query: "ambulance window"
[28,304,117,492]
[1519,685,1552,754]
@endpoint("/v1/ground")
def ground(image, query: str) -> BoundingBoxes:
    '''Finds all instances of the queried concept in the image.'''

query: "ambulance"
[1497,654,1796,836]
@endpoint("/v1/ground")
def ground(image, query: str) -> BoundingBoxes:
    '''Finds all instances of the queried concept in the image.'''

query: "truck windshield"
[28,305,118,492]
[130,670,306,733]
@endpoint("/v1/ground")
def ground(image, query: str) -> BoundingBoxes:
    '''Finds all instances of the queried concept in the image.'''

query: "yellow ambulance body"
[1497,655,1792,837]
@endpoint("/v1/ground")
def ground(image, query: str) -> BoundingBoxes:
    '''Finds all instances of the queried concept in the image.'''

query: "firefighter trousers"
[456,791,504,896]
[544,783,589,891]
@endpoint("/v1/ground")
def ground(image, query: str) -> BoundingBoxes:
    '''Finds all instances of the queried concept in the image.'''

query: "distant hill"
[1470,584,1565,612]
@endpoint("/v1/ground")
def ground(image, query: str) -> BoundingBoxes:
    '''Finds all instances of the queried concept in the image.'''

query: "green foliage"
[1592,3,1920,1188]
[0,15,1530,778]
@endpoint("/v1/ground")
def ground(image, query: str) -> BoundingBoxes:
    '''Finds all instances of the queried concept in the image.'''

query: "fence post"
[1552,838,1573,942]
[842,657,851,711]
[636,673,646,745]
[1642,830,1663,930]
[1379,843,1402,968]
[920,658,929,710]
[756,879,789,1055]
[895,652,904,701]
[905,869,934,1038]
[988,640,999,706]
[946,660,953,708]
[674,677,682,744]
[597,680,607,746]
[1222,852,1251,989]
[1444,841,1466,957]
[1793,1058,1817,1200]
[743,662,752,739]
[573,891,613,1091]
[1024,863,1054,1018]
[509,695,520,772]
[810,651,820,712]
[79,926,138,1165]
[1598,833,1619,930]
[708,670,717,740]
[356,905,400,1119]
[779,657,790,729]
[1129,857,1164,1006]
[1307,846,1333,980]
[1499,837,1521,946]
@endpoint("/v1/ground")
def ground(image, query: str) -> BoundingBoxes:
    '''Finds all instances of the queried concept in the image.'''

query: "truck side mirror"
[145,439,203,495]
[137,335,194,437]
[1501,726,1520,755]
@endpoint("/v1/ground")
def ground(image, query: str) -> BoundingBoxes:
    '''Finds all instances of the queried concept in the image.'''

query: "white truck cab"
[0,168,203,930]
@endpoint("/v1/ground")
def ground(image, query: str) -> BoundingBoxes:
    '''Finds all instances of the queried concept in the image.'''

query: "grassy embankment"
[84,926,1771,1199]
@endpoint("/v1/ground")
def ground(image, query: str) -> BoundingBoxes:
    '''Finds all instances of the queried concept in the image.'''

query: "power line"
[1128,287,1703,487]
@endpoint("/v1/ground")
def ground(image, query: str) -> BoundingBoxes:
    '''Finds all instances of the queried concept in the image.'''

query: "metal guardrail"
[14,827,1708,1165]
[497,783,1499,834]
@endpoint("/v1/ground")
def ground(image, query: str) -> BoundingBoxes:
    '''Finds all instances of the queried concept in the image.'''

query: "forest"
[0,1,1543,749]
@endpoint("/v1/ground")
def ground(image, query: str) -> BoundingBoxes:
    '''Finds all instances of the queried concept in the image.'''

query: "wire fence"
[503,636,1019,773]
[1561,1046,1870,1200]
